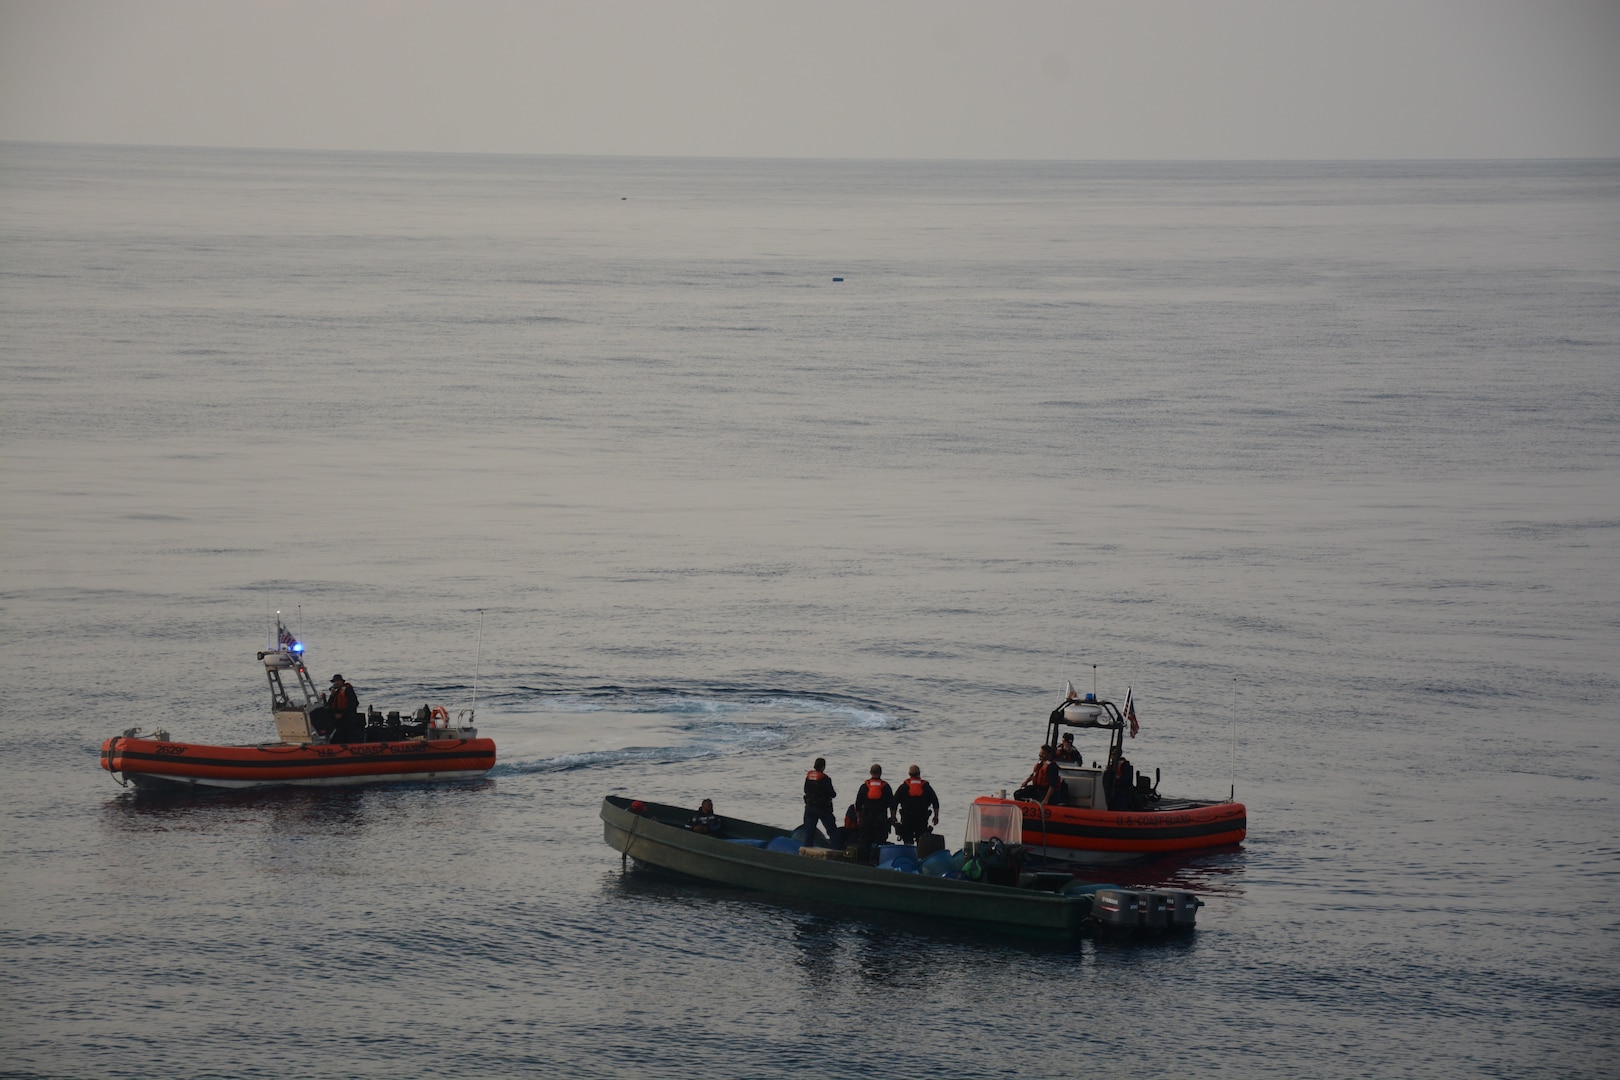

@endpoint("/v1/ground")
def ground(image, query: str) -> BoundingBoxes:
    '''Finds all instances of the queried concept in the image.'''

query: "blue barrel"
[766,836,803,854]
[919,850,957,877]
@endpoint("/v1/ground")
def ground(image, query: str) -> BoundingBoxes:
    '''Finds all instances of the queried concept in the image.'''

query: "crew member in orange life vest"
[1054,731,1081,762]
[853,763,896,860]
[327,674,358,721]
[1015,745,1063,805]
[325,674,362,743]
[893,764,941,845]
[802,758,839,847]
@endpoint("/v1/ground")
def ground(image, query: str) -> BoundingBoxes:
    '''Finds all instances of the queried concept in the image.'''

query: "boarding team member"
[893,764,941,845]
[802,758,839,846]
[854,764,896,862]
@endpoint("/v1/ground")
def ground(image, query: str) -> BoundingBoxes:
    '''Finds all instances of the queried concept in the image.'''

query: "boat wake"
[483,685,895,777]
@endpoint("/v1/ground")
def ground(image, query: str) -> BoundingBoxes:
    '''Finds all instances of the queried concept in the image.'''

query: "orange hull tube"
[975,796,1246,858]
[100,734,496,789]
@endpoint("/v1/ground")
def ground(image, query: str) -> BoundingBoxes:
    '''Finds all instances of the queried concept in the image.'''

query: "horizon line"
[4,138,1617,167]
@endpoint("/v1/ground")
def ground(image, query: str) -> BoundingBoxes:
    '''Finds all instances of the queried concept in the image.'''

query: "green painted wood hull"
[601,795,1090,936]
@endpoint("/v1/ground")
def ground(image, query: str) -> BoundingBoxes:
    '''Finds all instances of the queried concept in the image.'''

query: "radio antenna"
[469,610,485,716]
[1230,677,1238,801]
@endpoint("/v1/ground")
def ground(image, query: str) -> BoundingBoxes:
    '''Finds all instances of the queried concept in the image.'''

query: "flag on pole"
[1124,687,1139,738]
[1064,680,1078,700]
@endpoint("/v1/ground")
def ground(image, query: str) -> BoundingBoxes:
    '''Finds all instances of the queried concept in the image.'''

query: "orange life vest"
[864,778,888,800]
[806,770,824,781]
[904,777,926,797]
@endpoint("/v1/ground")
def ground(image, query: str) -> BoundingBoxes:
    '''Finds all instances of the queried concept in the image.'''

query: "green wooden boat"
[602,795,1116,937]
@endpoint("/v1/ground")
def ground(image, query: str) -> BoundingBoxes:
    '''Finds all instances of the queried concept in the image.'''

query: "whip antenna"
[1230,677,1238,801]
[469,609,485,717]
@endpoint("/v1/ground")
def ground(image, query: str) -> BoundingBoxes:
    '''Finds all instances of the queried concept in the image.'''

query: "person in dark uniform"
[687,798,722,835]
[1054,731,1081,762]
[1103,750,1139,811]
[853,764,895,863]
[327,674,362,742]
[893,764,941,845]
[802,758,839,847]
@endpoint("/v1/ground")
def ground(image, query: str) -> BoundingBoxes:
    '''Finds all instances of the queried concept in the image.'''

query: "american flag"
[277,624,297,650]
[1124,687,1139,738]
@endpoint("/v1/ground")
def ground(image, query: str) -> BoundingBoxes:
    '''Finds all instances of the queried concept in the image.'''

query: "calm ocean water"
[1,144,1617,1078]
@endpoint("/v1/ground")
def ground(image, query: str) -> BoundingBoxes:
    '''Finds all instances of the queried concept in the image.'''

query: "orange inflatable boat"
[972,683,1246,864]
[100,616,496,790]
[100,732,496,789]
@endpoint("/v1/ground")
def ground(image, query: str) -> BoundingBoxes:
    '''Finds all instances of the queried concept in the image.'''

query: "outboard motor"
[1159,890,1203,928]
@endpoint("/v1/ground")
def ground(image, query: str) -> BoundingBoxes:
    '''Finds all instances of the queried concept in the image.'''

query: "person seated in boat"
[1101,750,1140,811]
[1054,732,1081,763]
[687,799,722,835]
[854,764,896,863]
[1014,745,1064,805]
[1114,755,1140,810]
[893,764,941,845]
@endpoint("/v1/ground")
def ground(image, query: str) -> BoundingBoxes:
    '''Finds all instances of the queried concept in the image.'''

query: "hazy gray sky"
[2,0,1616,159]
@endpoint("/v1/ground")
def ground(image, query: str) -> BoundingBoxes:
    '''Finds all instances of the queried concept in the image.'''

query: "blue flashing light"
[291,643,304,653]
